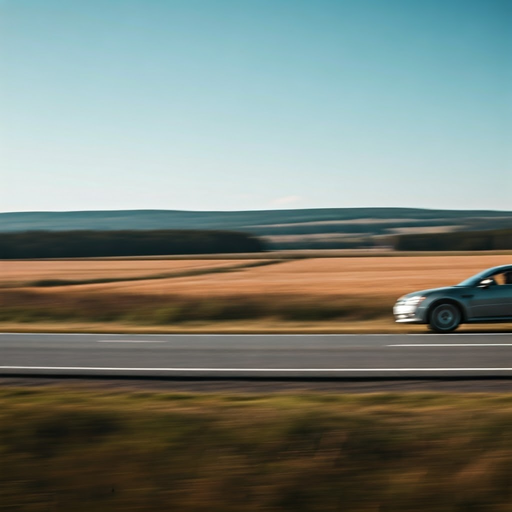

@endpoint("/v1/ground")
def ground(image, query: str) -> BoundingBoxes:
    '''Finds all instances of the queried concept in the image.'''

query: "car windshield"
[456,269,492,287]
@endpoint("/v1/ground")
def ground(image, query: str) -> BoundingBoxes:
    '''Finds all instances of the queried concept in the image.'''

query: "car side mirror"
[478,278,494,289]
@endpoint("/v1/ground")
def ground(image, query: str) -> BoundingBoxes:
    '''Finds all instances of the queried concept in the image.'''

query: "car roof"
[485,264,512,275]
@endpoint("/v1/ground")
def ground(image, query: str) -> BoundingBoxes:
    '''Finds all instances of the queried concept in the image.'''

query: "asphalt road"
[1,332,512,379]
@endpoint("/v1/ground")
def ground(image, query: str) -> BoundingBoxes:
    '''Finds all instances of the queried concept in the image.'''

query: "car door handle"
[461,294,474,298]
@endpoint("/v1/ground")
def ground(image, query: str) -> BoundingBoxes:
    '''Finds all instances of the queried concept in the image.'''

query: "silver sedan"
[394,264,512,332]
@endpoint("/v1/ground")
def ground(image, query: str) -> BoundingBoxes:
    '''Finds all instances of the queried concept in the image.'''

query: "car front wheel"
[428,303,461,333]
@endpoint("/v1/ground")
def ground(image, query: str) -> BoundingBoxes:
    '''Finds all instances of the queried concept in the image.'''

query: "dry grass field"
[36,253,511,297]
[0,259,259,287]
[1,253,511,332]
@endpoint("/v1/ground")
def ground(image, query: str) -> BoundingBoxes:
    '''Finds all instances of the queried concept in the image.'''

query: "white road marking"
[1,366,511,372]
[96,340,167,343]
[389,344,512,347]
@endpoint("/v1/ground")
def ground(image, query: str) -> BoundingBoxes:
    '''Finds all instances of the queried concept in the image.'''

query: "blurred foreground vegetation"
[0,290,390,325]
[0,388,511,511]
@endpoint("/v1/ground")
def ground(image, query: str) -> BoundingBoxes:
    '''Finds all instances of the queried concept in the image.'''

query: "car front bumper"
[393,303,427,323]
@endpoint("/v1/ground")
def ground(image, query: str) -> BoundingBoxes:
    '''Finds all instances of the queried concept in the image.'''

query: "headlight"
[402,296,426,305]
[394,295,427,318]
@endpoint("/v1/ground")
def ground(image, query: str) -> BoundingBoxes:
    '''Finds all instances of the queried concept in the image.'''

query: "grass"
[27,259,284,287]
[0,290,390,323]
[0,259,278,288]
[37,253,511,298]
[4,319,506,334]
[1,387,511,511]
[1,253,512,332]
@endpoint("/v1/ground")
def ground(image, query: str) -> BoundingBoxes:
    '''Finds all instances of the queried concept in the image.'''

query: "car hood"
[401,286,457,300]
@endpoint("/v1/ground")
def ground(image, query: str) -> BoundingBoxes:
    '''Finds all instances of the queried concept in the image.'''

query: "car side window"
[492,272,512,285]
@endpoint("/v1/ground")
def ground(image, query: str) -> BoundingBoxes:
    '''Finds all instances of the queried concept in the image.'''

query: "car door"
[467,284,512,319]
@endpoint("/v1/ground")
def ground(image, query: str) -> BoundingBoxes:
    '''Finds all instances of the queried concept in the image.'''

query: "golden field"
[1,252,511,332]
[31,253,511,297]
[0,258,258,287]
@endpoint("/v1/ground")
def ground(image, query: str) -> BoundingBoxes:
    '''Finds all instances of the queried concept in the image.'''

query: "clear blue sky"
[1,0,510,212]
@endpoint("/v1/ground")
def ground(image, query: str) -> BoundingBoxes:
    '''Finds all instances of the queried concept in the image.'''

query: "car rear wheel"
[428,303,461,333]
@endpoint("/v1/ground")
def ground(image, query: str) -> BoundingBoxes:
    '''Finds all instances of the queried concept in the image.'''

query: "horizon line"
[2,206,512,215]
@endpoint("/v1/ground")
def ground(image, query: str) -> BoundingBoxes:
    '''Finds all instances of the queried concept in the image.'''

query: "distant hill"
[1,208,512,250]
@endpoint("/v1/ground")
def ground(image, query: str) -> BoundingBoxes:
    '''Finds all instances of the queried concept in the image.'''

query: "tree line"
[395,228,512,251]
[0,230,265,259]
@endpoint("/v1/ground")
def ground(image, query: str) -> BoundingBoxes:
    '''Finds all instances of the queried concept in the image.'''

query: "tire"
[428,303,461,333]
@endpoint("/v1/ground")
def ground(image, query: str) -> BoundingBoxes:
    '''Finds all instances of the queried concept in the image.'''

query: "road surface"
[1,332,511,379]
